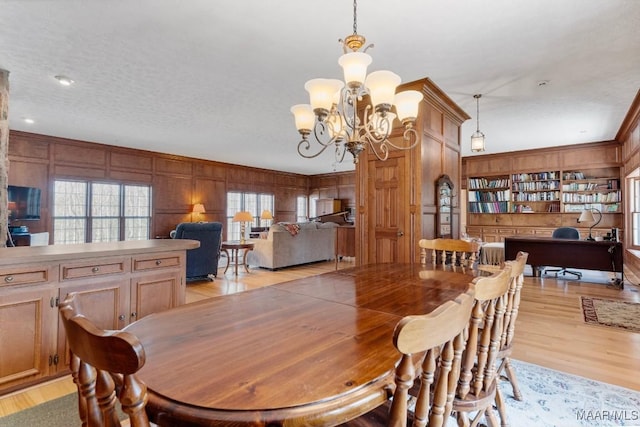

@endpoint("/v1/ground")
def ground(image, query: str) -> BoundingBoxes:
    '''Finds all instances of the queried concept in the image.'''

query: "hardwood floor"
[1,258,639,418]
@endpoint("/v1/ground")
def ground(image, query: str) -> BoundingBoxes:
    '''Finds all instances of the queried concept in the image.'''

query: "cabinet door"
[57,280,129,371]
[0,287,58,391]
[131,271,181,322]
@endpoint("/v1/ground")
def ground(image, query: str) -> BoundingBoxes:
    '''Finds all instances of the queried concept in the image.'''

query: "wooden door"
[0,286,57,391]
[365,152,412,263]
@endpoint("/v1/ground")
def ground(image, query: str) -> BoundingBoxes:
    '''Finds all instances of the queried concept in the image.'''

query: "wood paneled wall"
[308,172,356,216]
[7,131,310,240]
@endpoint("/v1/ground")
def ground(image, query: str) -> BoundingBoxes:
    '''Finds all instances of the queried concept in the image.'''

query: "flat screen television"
[8,185,42,221]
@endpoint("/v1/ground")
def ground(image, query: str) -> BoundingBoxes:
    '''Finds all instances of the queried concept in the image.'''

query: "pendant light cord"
[353,0,358,35]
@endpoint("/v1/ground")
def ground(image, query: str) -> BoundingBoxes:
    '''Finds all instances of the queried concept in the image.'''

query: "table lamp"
[578,208,602,241]
[192,203,205,222]
[260,210,273,228]
[233,211,253,243]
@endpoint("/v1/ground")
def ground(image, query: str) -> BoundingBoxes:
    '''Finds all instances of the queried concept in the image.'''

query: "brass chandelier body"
[291,0,423,164]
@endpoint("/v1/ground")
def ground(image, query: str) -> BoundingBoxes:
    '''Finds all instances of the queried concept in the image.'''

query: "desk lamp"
[233,211,253,243]
[578,208,602,241]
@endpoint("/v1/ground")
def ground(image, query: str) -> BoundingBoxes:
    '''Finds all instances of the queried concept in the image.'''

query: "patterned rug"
[581,297,640,333]
[2,360,639,426]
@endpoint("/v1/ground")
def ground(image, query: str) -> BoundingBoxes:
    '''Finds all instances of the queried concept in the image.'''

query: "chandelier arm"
[384,126,420,151]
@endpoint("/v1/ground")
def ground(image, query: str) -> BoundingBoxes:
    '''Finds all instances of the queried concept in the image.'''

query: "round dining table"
[125,262,480,426]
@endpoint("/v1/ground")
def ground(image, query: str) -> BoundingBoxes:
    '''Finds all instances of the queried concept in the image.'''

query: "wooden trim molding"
[616,89,640,142]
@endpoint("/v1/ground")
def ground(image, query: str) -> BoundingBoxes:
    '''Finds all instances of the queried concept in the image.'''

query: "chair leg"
[484,407,501,427]
[503,358,523,401]
[495,387,509,427]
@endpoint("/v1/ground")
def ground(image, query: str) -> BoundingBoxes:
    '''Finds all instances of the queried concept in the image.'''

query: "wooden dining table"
[125,263,480,427]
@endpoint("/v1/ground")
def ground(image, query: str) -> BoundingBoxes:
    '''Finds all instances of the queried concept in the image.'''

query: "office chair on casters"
[543,227,582,279]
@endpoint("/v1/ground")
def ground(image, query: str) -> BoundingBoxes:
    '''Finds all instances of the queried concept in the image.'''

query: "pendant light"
[471,94,486,152]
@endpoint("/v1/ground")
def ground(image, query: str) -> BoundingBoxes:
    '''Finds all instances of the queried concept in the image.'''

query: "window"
[296,196,308,222]
[629,170,640,247]
[226,191,274,241]
[53,180,151,244]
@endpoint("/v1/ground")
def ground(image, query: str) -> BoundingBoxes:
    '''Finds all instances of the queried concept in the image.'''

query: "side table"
[221,241,254,275]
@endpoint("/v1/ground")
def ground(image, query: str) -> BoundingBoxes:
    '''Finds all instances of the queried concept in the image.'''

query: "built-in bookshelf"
[468,168,621,214]
[562,171,621,213]
[511,171,561,213]
[467,176,511,213]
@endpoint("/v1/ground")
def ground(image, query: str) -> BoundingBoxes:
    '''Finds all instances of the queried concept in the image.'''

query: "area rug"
[2,360,639,427]
[581,296,640,333]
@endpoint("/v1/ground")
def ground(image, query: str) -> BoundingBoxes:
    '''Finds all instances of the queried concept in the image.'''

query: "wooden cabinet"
[316,199,342,215]
[0,240,197,395]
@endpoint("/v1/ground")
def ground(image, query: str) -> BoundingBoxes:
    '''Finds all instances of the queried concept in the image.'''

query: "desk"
[504,236,623,277]
[221,241,254,275]
[126,263,478,426]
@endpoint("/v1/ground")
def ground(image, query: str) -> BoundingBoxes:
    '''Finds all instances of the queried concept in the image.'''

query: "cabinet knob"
[91,266,100,273]
[155,260,162,265]
[4,275,14,283]
[118,314,125,321]
[131,312,137,319]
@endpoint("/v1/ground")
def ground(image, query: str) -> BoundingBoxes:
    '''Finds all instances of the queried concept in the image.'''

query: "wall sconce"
[578,207,602,241]
[192,203,205,222]
[232,211,253,243]
[260,210,274,227]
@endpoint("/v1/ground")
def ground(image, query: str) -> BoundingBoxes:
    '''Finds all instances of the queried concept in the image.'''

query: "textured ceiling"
[1,0,639,175]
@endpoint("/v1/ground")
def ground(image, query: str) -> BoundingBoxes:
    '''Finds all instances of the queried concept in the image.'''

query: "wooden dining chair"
[340,288,476,427]
[58,292,151,427]
[452,264,512,427]
[494,251,528,427]
[419,239,480,268]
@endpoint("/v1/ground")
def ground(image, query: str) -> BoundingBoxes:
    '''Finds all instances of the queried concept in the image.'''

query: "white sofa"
[247,222,338,269]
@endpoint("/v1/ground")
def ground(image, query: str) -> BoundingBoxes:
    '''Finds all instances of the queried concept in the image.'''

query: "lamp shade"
[578,209,595,223]
[233,211,253,222]
[470,131,485,152]
[260,210,273,220]
[192,203,205,214]
[291,104,315,132]
[394,90,423,122]
[365,70,401,109]
[338,52,372,87]
[304,79,344,112]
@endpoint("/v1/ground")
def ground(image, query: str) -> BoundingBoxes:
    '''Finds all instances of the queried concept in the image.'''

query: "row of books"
[468,201,510,213]
[511,172,558,182]
[467,177,509,190]
[563,203,620,213]
[468,190,511,202]
[512,191,560,202]
[562,191,621,203]
[512,181,560,191]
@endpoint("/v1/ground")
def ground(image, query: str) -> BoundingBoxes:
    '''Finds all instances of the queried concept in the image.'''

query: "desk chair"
[543,227,582,279]
[340,289,476,427]
[59,292,152,427]
[419,238,480,268]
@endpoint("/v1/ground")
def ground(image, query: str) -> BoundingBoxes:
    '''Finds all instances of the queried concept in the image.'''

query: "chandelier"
[470,94,486,152]
[291,0,423,164]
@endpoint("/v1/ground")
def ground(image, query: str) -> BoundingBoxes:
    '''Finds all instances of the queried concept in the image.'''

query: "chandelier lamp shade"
[578,208,602,241]
[291,0,423,164]
[233,211,254,244]
[471,94,486,152]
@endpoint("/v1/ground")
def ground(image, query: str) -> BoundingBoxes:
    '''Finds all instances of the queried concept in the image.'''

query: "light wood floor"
[2,258,639,418]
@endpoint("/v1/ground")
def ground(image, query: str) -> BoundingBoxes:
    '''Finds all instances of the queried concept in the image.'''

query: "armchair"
[173,222,223,281]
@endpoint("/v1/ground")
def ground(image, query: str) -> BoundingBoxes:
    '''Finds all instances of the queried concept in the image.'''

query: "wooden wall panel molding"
[109,170,153,184]
[110,151,153,172]
[511,152,562,172]
[560,141,620,168]
[53,142,107,167]
[193,162,226,180]
[153,175,192,211]
[7,132,49,160]
[155,157,193,176]
[616,89,640,143]
[54,164,106,179]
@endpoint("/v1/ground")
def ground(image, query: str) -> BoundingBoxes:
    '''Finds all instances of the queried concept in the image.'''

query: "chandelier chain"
[353,0,358,35]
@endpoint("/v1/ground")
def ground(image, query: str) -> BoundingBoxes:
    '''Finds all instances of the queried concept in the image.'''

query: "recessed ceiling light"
[54,75,75,86]
[23,118,35,124]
